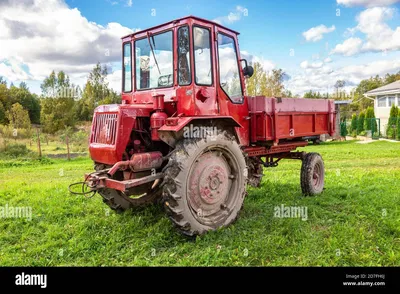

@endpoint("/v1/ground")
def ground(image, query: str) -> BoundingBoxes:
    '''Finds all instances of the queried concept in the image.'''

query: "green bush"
[350,114,358,133]
[357,111,365,134]
[0,125,32,139]
[2,143,30,158]
[386,105,398,139]
[71,130,88,146]
[340,121,348,137]
[364,107,376,131]
[397,118,400,140]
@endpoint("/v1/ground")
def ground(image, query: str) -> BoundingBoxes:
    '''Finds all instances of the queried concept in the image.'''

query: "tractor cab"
[120,16,253,116]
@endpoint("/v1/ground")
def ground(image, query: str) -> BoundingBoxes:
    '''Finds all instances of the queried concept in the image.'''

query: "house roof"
[365,80,400,96]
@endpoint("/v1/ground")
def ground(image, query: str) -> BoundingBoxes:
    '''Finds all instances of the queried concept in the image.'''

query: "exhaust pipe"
[107,151,164,176]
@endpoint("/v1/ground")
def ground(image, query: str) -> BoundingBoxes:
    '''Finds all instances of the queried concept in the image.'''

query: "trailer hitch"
[69,168,165,196]
[68,170,107,198]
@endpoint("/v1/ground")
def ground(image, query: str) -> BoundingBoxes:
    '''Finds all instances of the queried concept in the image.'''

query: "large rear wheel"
[162,130,248,236]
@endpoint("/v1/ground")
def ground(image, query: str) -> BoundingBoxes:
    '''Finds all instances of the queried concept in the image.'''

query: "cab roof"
[121,15,240,39]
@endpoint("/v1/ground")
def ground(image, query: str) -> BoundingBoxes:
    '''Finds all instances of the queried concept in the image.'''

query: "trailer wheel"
[162,130,248,236]
[301,153,324,196]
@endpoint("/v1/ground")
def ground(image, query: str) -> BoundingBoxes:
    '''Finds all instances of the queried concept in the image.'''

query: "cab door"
[192,23,219,115]
[214,27,249,145]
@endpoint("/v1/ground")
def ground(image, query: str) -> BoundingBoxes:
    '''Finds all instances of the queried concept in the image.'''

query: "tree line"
[1,60,400,138]
[0,63,119,137]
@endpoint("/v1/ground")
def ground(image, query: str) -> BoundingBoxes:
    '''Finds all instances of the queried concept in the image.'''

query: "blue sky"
[1,0,400,95]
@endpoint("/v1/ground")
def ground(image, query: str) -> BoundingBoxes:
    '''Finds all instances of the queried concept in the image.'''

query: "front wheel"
[162,130,248,236]
[300,152,325,196]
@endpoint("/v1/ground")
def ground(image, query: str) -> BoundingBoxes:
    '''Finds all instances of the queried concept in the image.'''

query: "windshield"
[135,31,173,90]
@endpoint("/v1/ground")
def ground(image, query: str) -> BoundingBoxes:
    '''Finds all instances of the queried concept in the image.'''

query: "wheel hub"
[188,151,231,217]
[313,163,321,187]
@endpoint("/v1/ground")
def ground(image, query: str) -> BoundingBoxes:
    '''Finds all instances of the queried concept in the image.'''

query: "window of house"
[377,96,387,107]
[388,96,396,107]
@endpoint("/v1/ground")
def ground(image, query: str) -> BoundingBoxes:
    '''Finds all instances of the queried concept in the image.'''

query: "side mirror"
[240,59,254,78]
[243,65,254,78]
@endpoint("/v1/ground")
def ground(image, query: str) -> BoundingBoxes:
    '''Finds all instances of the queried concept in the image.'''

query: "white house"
[364,80,400,135]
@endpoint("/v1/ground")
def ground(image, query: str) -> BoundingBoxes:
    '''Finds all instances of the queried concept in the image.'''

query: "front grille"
[92,113,118,145]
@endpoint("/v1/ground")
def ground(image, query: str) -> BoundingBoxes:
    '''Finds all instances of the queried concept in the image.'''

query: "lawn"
[0,140,399,266]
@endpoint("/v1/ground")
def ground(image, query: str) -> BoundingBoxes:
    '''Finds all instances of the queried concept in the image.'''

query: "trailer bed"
[248,97,336,143]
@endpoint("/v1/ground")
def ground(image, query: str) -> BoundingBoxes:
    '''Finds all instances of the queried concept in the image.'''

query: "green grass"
[0,140,399,266]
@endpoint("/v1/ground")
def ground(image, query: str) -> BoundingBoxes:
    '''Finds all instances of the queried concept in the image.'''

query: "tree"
[357,111,365,134]
[384,71,400,84]
[40,71,76,133]
[246,62,268,96]
[334,80,346,99]
[40,97,76,134]
[303,90,322,99]
[387,105,398,139]
[0,76,6,86]
[266,69,286,97]
[246,62,287,98]
[353,76,383,110]
[0,101,5,124]
[340,120,348,138]
[75,62,120,121]
[282,89,293,98]
[6,103,31,129]
[397,117,400,140]
[40,71,57,97]
[364,106,376,132]
[19,82,29,91]
[350,114,358,133]
[8,86,41,124]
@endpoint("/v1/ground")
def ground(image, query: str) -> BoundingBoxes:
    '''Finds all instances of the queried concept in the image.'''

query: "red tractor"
[84,16,336,236]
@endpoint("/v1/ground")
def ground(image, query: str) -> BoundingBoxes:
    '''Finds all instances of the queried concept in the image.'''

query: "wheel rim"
[187,148,241,226]
[312,162,323,190]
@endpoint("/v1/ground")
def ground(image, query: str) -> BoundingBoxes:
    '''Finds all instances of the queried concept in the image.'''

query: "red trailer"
[76,16,336,236]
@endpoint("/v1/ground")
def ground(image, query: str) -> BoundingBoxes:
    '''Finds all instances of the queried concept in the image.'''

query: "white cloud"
[332,7,400,56]
[300,61,324,69]
[357,7,400,53]
[330,37,363,56]
[0,58,31,82]
[106,69,122,92]
[302,25,336,42]
[324,57,332,63]
[287,57,400,95]
[213,6,248,25]
[0,0,136,91]
[337,0,400,7]
[240,51,275,73]
[126,0,132,7]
